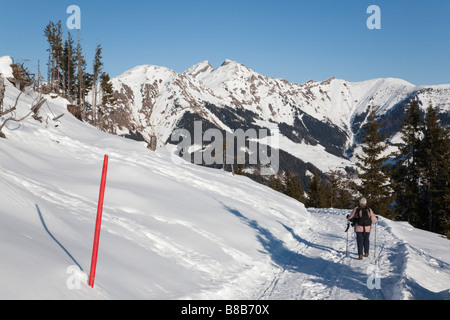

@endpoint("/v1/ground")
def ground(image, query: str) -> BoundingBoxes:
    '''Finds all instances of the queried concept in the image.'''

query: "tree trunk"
[0,75,5,114]
[92,79,98,126]
[77,32,85,121]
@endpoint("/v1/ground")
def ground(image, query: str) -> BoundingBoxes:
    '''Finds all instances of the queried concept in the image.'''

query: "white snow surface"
[1,62,450,300]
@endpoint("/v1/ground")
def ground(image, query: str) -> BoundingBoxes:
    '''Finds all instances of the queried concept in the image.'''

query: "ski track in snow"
[256,209,359,300]
[256,208,430,300]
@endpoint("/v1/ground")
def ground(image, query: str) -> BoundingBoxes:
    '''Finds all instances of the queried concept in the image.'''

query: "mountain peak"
[184,60,213,81]
[220,59,249,70]
[115,64,180,85]
[221,59,234,66]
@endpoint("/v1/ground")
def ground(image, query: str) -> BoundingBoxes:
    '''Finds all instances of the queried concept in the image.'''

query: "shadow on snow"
[36,204,84,271]
[222,204,376,298]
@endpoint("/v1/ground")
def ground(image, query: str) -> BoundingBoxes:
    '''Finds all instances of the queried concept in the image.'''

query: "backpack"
[356,207,372,227]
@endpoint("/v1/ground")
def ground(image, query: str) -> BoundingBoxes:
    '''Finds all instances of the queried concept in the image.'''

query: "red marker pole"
[89,155,109,288]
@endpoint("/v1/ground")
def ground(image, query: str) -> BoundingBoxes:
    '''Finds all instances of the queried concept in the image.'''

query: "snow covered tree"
[355,108,393,217]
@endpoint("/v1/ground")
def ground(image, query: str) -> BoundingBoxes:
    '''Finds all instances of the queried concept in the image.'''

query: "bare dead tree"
[0,91,22,118]
[0,92,46,139]
[0,75,5,114]
[30,96,46,123]
[8,62,35,91]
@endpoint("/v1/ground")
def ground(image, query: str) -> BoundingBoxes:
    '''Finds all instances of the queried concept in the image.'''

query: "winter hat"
[359,197,367,206]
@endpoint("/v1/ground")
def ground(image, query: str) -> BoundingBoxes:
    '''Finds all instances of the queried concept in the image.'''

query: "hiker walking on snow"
[347,197,378,260]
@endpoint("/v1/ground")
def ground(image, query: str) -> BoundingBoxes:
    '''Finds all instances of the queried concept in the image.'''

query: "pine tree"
[234,163,245,176]
[97,72,116,129]
[92,44,103,126]
[327,170,353,209]
[44,21,56,91]
[53,21,63,92]
[75,31,93,121]
[268,175,284,193]
[76,31,85,118]
[284,169,305,203]
[43,21,63,93]
[100,73,116,107]
[392,99,424,225]
[355,107,393,217]
[283,169,294,196]
[443,192,450,239]
[420,102,450,233]
[306,168,326,208]
[325,172,338,208]
[61,32,77,101]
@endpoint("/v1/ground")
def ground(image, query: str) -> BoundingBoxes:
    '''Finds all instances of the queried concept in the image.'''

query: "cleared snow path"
[257,208,450,300]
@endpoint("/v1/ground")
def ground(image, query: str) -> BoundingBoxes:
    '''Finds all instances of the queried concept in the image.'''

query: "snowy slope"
[1,58,450,300]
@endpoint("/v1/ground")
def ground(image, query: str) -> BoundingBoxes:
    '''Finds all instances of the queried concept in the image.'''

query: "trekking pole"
[346,228,349,258]
[345,215,350,258]
[374,217,378,261]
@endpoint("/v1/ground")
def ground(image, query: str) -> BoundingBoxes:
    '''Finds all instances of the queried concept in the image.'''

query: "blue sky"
[1,0,449,85]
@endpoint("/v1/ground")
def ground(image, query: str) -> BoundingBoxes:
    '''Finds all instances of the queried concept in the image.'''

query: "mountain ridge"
[101,58,450,178]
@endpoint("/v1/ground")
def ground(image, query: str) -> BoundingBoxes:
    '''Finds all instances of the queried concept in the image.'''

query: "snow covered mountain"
[1,57,450,300]
[104,59,450,177]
